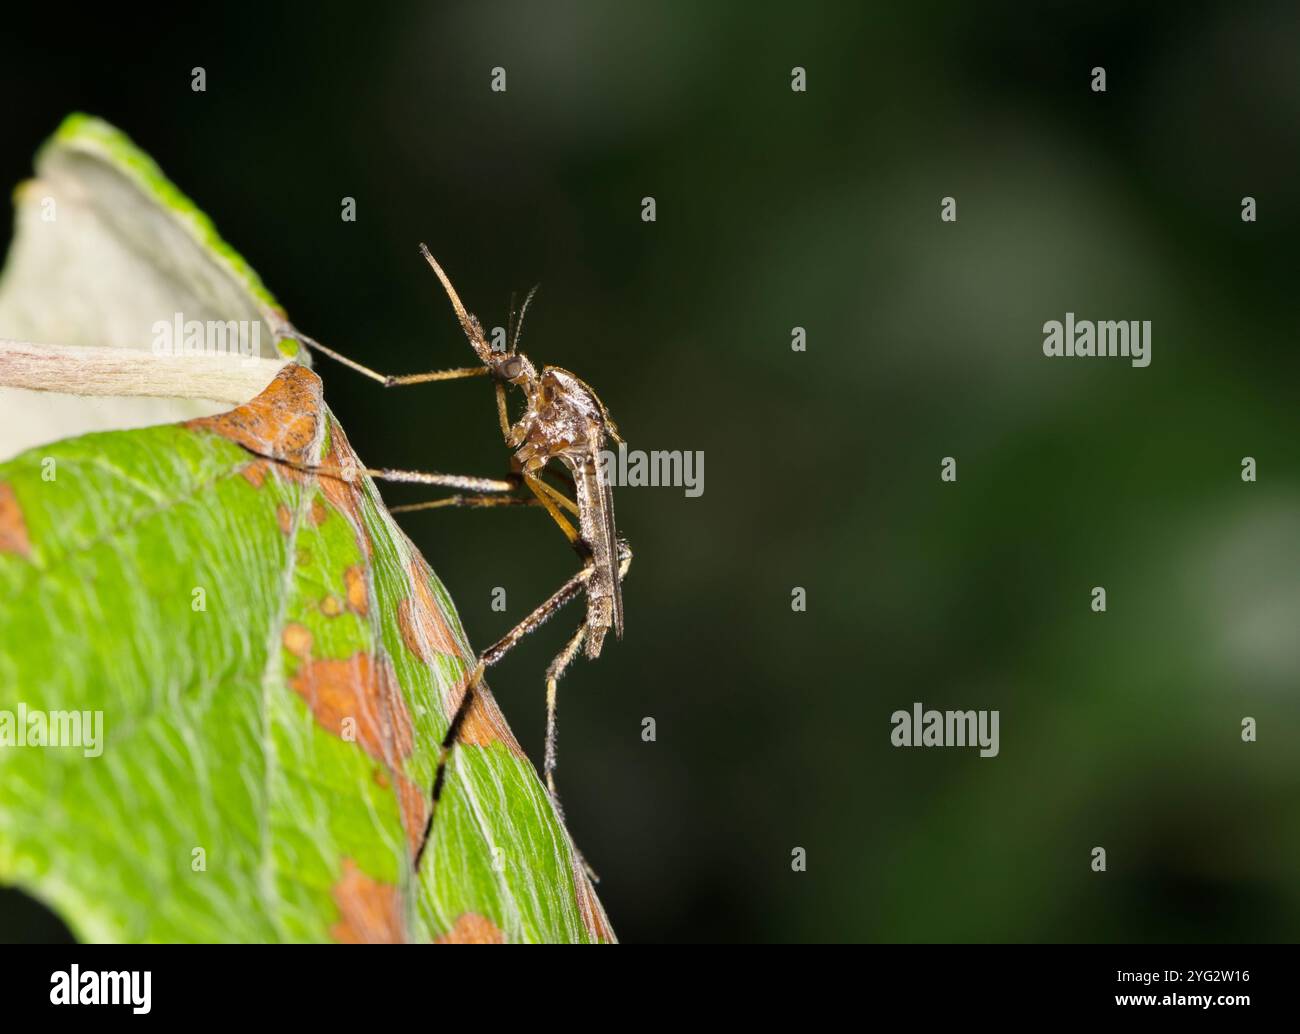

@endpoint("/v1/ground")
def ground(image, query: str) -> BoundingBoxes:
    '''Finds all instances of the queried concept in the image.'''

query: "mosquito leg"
[478,540,631,672]
[390,494,542,514]
[522,473,581,544]
[411,554,627,874]
[470,546,630,881]
[544,621,613,882]
[414,659,486,870]
[275,456,519,495]
[480,564,592,669]
[362,468,517,492]
[284,330,491,387]
[543,624,587,802]
[527,474,580,517]
[495,381,513,443]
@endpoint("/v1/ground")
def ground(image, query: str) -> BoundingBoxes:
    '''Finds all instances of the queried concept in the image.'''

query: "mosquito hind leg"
[414,660,486,870]
[537,621,601,882]
[480,563,592,670]
[543,624,588,803]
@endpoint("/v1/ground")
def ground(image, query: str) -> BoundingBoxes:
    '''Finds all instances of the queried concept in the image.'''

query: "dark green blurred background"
[2,1,1297,942]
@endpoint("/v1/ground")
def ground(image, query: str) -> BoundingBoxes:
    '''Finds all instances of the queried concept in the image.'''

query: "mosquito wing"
[572,444,622,657]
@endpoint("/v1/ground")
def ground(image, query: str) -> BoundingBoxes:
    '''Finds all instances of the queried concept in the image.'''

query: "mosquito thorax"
[540,368,610,427]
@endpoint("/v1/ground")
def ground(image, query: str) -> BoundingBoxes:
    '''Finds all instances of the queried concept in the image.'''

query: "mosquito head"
[494,352,535,385]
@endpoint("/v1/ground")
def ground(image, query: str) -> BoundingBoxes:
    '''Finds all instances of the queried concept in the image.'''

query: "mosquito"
[282,245,631,847]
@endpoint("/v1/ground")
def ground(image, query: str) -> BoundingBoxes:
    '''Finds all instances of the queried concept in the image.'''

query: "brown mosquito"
[282,245,631,847]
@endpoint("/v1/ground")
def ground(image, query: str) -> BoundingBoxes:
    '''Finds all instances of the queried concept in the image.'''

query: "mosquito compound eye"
[500,357,524,380]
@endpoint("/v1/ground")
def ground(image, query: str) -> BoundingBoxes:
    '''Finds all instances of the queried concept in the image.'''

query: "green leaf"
[0,115,613,943]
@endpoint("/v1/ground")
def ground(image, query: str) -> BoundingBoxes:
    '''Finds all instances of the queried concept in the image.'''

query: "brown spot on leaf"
[0,484,30,558]
[276,503,293,535]
[310,496,328,526]
[316,418,370,555]
[330,859,404,944]
[187,363,322,469]
[282,623,312,659]
[286,644,428,851]
[289,652,414,765]
[239,460,269,488]
[435,913,504,944]
[443,667,527,759]
[393,558,526,757]
[398,560,468,663]
[320,594,343,617]
[345,565,368,615]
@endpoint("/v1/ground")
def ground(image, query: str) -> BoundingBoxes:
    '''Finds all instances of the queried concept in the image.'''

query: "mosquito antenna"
[511,283,541,355]
[506,290,518,355]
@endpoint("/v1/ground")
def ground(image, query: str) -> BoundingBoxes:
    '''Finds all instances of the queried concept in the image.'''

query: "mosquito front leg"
[284,330,491,387]
[496,381,515,444]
